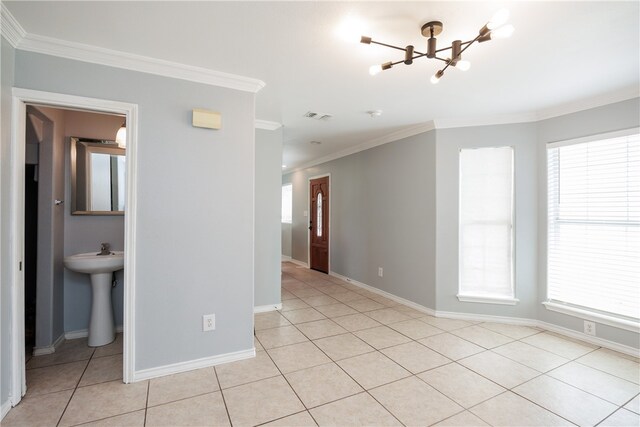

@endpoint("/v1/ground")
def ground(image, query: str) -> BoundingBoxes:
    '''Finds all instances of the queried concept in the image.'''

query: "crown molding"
[434,112,538,129]
[17,34,265,93]
[535,86,639,121]
[255,119,282,130]
[291,121,436,172]
[1,3,26,48]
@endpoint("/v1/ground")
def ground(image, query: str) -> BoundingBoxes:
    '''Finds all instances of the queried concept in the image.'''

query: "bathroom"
[25,105,126,379]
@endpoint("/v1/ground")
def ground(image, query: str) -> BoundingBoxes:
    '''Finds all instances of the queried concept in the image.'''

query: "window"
[459,146,515,303]
[281,184,292,223]
[547,131,640,325]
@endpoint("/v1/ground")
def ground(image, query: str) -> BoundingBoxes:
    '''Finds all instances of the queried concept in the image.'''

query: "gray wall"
[254,128,282,308]
[435,123,539,320]
[62,110,125,333]
[536,98,640,348]
[285,99,639,350]
[29,106,66,350]
[286,131,437,309]
[12,50,256,371]
[1,35,16,411]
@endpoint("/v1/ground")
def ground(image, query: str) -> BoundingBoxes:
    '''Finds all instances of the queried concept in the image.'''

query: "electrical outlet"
[203,314,216,332]
[378,267,383,277]
[584,320,596,336]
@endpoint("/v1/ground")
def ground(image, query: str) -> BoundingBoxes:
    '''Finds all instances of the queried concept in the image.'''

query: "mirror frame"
[70,137,126,215]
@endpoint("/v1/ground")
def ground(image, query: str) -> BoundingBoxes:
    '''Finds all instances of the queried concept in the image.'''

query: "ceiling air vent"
[304,111,333,121]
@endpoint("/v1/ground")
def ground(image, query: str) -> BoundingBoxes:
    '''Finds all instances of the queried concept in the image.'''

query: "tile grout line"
[142,378,150,426]
[255,332,322,426]
[285,309,407,427]
[55,346,96,427]
[213,365,234,426]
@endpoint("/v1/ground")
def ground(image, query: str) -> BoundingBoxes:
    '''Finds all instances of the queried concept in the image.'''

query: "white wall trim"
[456,294,520,306]
[286,258,309,268]
[255,119,282,130]
[64,325,124,341]
[0,3,26,48]
[535,86,639,122]
[542,301,640,333]
[538,320,639,357]
[434,113,538,129]
[292,122,436,173]
[281,255,292,262]
[323,268,639,357]
[254,304,282,313]
[12,31,265,93]
[1,399,12,422]
[8,89,139,409]
[329,271,436,316]
[434,310,537,326]
[32,333,65,356]
[133,348,255,382]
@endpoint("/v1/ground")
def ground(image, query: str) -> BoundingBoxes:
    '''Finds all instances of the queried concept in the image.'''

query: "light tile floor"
[4,262,640,426]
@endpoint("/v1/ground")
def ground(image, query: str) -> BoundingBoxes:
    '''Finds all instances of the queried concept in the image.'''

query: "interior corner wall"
[1,35,16,410]
[536,98,640,348]
[255,128,283,308]
[435,123,539,320]
[13,50,256,371]
[30,106,66,349]
[287,130,437,309]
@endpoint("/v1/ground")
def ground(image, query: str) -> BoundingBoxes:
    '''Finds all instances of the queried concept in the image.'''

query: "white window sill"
[457,294,519,305]
[543,301,639,333]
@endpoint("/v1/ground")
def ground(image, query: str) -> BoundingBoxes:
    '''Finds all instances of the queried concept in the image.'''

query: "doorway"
[309,175,329,273]
[8,88,138,408]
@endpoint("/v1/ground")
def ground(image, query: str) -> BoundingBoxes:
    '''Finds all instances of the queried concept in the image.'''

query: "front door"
[309,176,329,273]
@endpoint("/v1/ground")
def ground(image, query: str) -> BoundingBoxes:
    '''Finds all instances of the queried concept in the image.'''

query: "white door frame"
[8,88,138,406]
[307,173,330,273]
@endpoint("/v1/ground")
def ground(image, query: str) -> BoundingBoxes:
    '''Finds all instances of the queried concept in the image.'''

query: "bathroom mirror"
[70,137,126,215]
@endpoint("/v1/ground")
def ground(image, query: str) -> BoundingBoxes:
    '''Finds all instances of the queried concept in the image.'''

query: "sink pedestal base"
[88,272,115,347]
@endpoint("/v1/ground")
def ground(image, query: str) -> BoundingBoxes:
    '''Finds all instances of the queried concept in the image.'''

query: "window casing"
[546,131,640,325]
[281,184,292,224]
[458,146,515,302]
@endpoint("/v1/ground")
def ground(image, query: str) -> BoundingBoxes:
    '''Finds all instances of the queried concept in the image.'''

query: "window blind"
[547,133,640,320]
[459,146,514,298]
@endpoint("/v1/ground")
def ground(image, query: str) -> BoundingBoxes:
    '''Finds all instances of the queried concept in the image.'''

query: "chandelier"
[361,9,514,83]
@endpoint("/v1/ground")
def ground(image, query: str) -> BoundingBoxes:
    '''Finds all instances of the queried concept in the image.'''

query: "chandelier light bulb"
[487,8,509,30]
[491,24,515,39]
[430,70,443,84]
[369,64,383,76]
[457,60,471,71]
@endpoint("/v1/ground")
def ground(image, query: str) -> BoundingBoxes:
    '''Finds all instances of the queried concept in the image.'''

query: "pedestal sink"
[63,251,124,347]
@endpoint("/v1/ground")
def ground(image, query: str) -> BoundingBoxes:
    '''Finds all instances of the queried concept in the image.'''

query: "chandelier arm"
[434,57,450,63]
[457,35,482,57]
[370,40,410,52]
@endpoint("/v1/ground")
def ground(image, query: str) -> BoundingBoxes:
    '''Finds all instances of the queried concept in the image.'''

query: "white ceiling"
[5,1,640,170]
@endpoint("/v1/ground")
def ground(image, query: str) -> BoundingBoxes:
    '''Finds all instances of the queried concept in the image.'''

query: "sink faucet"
[98,243,111,256]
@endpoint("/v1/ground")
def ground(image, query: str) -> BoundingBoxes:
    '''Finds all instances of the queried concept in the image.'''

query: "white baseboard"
[281,255,292,261]
[286,258,309,268]
[329,271,436,316]
[132,348,255,382]
[327,270,639,358]
[32,333,65,356]
[1,398,12,421]
[254,303,282,313]
[538,320,639,357]
[435,310,538,327]
[65,325,124,340]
